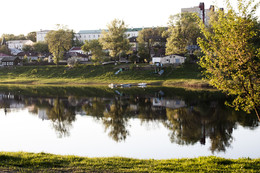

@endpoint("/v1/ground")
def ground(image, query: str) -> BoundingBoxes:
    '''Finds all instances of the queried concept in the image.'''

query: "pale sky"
[0,0,258,36]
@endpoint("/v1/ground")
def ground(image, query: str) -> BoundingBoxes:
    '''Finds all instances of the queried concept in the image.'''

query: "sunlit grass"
[0,152,259,172]
[0,63,208,87]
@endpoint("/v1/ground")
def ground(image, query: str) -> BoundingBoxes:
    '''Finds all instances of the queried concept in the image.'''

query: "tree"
[81,39,106,64]
[22,44,33,52]
[33,41,49,54]
[197,0,260,120]
[100,19,131,61]
[45,27,73,64]
[0,45,11,55]
[165,12,202,55]
[26,32,36,42]
[1,34,26,41]
[137,27,166,62]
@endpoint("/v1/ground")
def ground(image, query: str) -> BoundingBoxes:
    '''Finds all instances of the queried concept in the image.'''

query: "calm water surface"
[0,86,259,159]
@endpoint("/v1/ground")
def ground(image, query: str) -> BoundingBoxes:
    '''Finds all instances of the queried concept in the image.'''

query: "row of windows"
[83,34,100,38]
[2,62,14,66]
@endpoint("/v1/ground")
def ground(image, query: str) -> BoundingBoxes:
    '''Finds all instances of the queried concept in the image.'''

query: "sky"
[0,0,259,36]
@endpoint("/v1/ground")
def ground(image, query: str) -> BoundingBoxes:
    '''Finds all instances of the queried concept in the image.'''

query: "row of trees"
[0,0,258,119]
[0,32,37,42]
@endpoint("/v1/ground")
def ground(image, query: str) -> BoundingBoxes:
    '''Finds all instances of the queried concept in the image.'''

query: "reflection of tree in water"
[164,101,259,153]
[1,86,259,152]
[47,98,76,138]
[164,108,202,145]
[82,97,107,119]
[102,97,130,142]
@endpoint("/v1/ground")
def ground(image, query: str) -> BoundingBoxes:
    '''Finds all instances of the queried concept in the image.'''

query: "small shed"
[1,57,20,66]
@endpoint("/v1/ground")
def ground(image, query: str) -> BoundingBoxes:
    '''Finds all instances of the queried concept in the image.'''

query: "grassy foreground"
[0,152,259,172]
[0,63,209,87]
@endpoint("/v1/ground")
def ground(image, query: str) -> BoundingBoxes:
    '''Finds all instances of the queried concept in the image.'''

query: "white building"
[152,98,186,109]
[76,28,142,43]
[36,30,52,42]
[7,40,34,50]
[152,55,186,65]
[36,28,143,43]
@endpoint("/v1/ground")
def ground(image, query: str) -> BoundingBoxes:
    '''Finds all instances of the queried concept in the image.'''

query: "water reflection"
[0,86,258,153]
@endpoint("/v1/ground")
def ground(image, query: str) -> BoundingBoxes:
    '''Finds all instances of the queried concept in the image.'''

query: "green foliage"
[33,41,49,54]
[137,27,166,61]
[0,45,11,55]
[0,64,203,86]
[165,12,202,55]
[22,44,33,52]
[81,39,105,64]
[129,53,138,63]
[100,19,131,60]
[30,69,38,74]
[26,32,36,42]
[45,28,73,64]
[0,152,259,172]
[198,0,260,120]
[1,34,26,41]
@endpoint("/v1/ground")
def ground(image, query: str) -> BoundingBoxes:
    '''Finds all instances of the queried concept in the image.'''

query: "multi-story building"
[76,28,142,43]
[37,28,143,43]
[181,2,215,25]
[7,40,34,50]
[36,30,51,42]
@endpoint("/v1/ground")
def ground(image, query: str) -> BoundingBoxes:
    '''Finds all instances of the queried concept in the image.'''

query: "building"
[1,57,20,66]
[7,40,34,50]
[36,30,52,42]
[76,28,142,43]
[181,2,215,25]
[37,28,143,43]
[152,55,186,65]
[0,53,13,64]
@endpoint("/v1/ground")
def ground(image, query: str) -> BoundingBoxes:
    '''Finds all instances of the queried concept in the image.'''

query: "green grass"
[0,152,259,172]
[0,63,208,87]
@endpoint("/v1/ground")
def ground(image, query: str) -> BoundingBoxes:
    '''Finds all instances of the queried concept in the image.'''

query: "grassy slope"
[0,63,208,86]
[0,152,259,172]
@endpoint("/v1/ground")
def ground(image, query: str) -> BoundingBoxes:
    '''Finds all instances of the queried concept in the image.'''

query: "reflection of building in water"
[152,98,186,109]
[129,104,138,111]
[38,108,48,120]
[0,93,14,99]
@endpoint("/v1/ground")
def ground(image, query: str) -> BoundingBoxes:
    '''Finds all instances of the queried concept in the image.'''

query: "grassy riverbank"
[0,63,209,87]
[0,152,259,172]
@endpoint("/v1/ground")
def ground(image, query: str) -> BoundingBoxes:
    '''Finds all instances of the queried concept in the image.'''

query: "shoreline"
[0,79,212,89]
[0,152,259,172]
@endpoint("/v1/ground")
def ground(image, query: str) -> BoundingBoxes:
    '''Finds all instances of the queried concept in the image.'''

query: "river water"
[0,86,259,159]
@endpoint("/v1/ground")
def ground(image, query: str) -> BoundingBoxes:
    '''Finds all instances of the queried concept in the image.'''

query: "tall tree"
[33,41,49,54]
[81,39,106,64]
[197,0,260,120]
[1,34,26,41]
[137,27,166,61]
[165,12,202,55]
[100,19,131,61]
[26,32,36,42]
[45,27,73,64]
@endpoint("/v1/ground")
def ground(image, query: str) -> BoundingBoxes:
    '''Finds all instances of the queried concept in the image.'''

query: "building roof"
[70,47,82,51]
[6,40,33,44]
[0,53,11,57]
[1,56,18,62]
[78,28,143,34]
[126,28,143,32]
[78,30,103,34]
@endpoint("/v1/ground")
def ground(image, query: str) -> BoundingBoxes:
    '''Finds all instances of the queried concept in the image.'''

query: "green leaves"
[198,0,260,120]
[165,12,202,55]
[45,29,73,64]
[99,19,131,61]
